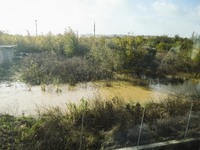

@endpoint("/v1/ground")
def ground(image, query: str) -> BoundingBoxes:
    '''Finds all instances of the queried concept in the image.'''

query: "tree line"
[0,29,200,84]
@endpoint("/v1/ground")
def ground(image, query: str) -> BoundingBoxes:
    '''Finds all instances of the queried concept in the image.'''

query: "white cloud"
[152,0,178,16]
[194,5,200,17]
[137,4,148,12]
[0,0,199,37]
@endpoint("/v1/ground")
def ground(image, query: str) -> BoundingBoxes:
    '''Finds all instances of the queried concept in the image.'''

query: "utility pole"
[94,22,95,37]
[35,20,38,36]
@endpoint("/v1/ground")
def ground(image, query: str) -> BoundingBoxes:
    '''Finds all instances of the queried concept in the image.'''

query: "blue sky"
[0,0,200,37]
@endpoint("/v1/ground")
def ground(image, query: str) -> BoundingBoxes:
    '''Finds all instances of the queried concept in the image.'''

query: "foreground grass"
[0,96,200,150]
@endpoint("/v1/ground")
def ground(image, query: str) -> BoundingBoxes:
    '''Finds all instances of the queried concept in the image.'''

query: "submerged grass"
[0,95,200,149]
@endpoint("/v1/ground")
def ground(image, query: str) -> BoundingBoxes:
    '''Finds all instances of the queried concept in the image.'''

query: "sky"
[0,0,200,37]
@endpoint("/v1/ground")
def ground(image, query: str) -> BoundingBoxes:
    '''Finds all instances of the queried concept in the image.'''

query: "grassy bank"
[0,96,200,149]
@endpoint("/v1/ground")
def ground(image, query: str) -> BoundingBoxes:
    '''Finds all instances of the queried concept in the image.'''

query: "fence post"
[11,116,14,150]
[184,103,193,139]
[137,107,145,146]
[79,113,84,150]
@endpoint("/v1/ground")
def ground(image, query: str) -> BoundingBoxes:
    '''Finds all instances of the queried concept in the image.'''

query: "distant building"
[0,45,17,64]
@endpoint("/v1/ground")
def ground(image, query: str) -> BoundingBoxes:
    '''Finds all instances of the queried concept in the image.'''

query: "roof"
[0,45,17,48]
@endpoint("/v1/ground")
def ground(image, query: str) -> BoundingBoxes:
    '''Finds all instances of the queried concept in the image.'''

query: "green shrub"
[21,53,113,85]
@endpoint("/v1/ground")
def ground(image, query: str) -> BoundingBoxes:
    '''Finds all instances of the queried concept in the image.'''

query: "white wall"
[0,49,14,64]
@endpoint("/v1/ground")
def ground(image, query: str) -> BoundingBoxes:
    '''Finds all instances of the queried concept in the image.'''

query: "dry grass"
[0,95,200,149]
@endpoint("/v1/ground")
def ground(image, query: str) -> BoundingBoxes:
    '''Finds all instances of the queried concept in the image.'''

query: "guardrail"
[116,138,200,150]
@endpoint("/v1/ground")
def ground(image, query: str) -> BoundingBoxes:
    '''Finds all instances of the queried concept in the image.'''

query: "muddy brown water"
[0,80,199,116]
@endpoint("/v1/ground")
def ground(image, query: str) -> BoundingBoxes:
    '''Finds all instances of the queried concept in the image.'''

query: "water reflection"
[0,80,199,116]
[150,80,200,97]
[0,82,98,116]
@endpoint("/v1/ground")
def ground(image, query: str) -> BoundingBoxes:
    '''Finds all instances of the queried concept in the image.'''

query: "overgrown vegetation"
[0,61,20,81]
[0,96,200,149]
[0,30,200,84]
[0,63,12,80]
[0,30,200,149]
[21,53,112,85]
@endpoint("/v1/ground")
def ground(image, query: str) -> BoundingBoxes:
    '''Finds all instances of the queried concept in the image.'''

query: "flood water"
[0,80,199,116]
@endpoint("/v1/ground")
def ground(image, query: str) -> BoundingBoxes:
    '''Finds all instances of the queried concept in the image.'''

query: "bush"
[21,53,112,85]
[1,96,200,149]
